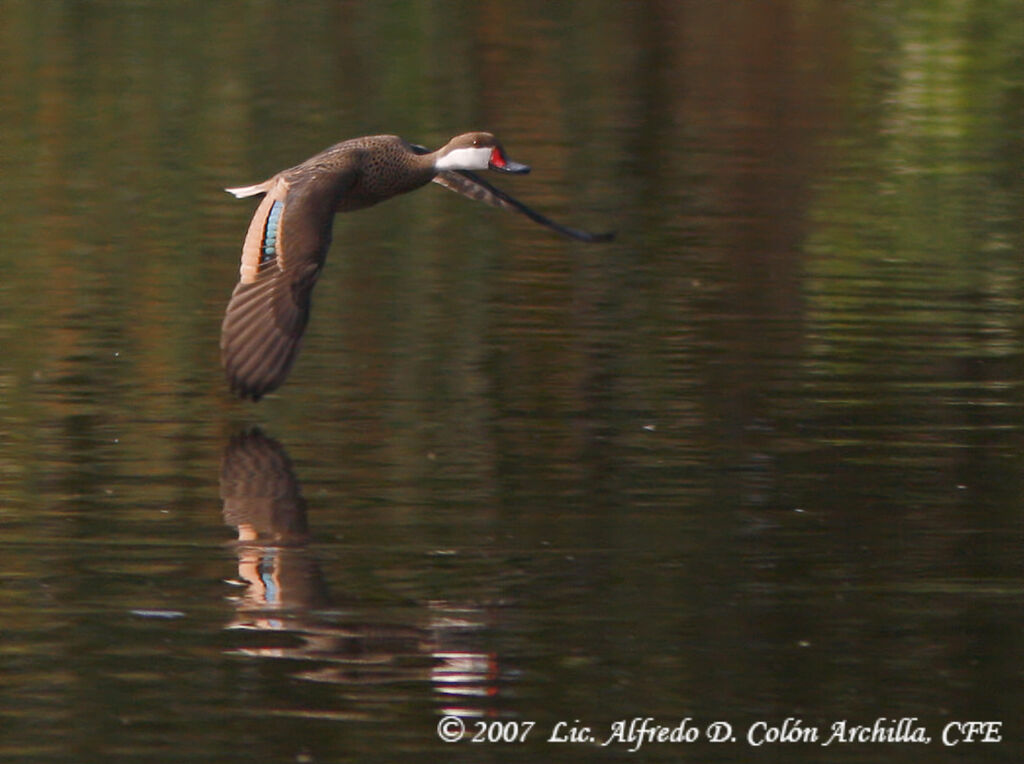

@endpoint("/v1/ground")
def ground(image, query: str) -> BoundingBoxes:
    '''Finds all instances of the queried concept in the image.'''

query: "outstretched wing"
[432,170,614,243]
[407,142,613,242]
[221,170,353,401]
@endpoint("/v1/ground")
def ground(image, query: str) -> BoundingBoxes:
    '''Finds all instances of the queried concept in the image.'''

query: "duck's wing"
[431,169,615,243]
[405,142,613,242]
[221,168,355,401]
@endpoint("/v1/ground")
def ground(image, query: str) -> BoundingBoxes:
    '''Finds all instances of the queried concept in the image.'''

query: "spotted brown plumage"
[221,132,614,401]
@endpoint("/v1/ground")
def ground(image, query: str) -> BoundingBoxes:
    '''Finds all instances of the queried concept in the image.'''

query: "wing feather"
[221,168,354,400]
[431,170,614,243]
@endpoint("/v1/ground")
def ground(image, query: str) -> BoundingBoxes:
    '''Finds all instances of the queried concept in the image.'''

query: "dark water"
[2,1,1024,761]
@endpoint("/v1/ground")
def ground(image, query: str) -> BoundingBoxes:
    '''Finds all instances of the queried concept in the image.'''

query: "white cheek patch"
[434,146,493,171]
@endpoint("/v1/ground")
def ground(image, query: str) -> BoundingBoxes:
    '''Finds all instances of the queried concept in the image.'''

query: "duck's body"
[221,132,612,401]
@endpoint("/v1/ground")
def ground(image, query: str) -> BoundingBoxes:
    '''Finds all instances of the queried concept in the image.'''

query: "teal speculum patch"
[261,200,284,264]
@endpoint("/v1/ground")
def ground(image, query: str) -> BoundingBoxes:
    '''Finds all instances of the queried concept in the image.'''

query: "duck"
[221,132,613,401]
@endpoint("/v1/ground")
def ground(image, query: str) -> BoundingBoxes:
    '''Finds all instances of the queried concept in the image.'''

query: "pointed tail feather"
[226,181,273,199]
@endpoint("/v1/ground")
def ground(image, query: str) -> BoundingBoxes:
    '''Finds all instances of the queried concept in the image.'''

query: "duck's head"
[433,132,531,174]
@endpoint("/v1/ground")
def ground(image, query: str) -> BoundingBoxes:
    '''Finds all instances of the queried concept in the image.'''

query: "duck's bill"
[488,147,531,174]
[489,158,531,174]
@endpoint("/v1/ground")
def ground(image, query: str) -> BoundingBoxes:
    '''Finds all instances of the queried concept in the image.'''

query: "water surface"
[1,1,1023,761]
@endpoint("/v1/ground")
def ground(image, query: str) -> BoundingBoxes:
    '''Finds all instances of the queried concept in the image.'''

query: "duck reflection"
[219,428,500,715]
[220,429,328,614]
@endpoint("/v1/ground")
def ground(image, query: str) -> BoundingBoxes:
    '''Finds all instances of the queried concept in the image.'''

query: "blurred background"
[1,1,1023,761]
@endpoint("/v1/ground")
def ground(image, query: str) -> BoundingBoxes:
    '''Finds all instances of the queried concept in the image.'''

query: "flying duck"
[221,132,613,400]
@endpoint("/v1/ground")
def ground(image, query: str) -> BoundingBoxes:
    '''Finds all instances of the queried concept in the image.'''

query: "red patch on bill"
[489,147,507,168]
